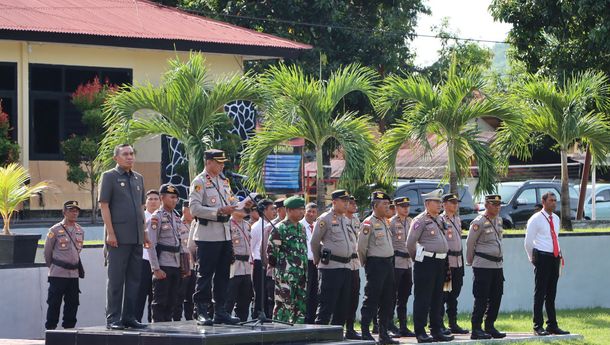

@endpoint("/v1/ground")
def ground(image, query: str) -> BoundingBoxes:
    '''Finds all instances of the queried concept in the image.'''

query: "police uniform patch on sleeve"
[472,224,479,231]
[47,231,55,239]
[319,220,326,228]
[362,227,370,235]
[195,185,202,192]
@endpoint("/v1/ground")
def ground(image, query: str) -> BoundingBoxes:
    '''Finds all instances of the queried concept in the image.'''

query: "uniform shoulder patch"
[472,223,479,231]
[362,227,370,235]
[319,220,326,228]
[47,231,55,239]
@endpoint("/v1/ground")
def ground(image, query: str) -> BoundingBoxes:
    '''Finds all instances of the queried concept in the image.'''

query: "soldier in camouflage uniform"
[266,196,308,323]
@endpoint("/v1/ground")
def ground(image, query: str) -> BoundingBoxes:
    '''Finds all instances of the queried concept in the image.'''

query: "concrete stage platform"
[45,321,375,345]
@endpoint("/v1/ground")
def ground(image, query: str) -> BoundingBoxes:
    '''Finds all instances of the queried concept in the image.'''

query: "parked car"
[576,183,610,220]
[485,180,579,228]
[393,179,478,229]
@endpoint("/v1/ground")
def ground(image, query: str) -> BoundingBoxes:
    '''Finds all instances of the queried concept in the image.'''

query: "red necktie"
[309,223,314,234]
[548,215,559,257]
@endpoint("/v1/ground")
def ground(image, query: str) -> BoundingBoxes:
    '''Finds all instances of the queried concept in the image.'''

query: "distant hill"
[491,43,509,73]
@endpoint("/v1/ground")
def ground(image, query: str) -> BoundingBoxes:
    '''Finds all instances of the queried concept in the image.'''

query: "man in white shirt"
[250,199,277,318]
[135,190,160,323]
[525,192,569,336]
[300,202,318,324]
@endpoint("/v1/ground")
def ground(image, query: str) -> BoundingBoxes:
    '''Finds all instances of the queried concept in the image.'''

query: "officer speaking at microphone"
[189,149,240,326]
[466,194,506,340]
[406,189,453,343]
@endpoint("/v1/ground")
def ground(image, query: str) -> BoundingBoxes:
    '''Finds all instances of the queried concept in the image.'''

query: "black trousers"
[46,277,79,329]
[533,253,560,329]
[360,257,395,328]
[173,269,197,321]
[471,267,504,329]
[346,269,360,328]
[394,267,413,323]
[193,241,232,313]
[413,256,446,335]
[305,260,319,324]
[252,259,274,317]
[316,268,352,326]
[135,258,153,323]
[106,244,143,324]
[151,266,181,322]
[442,266,464,322]
[226,274,254,322]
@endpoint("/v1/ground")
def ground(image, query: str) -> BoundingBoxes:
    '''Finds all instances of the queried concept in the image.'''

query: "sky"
[411,0,512,67]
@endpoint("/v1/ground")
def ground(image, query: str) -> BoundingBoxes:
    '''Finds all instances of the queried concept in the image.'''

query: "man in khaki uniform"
[466,194,506,340]
[146,184,190,322]
[44,201,84,330]
[225,203,253,322]
[406,189,453,343]
[189,149,240,325]
[358,191,398,345]
[345,196,362,340]
[440,193,468,335]
[389,197,415,337]
[311,190,354,327]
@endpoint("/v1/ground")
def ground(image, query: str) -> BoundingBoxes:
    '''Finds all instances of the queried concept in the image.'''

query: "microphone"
[225,171,249,180]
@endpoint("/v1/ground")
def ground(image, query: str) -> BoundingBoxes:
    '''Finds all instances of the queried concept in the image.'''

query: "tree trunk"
[447,140,458,195]
[315,146,326,212]
[2,212,12,235]
[90,179,98,224]
[560,149,573,231]
[576,147,591,220]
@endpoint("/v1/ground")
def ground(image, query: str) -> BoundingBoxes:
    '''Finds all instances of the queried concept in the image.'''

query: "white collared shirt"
[300,218,316,260]
[251,218,273,261]
[525,210,561,261]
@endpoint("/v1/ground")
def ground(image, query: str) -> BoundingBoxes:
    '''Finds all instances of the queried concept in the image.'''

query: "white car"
[576,183,610,220]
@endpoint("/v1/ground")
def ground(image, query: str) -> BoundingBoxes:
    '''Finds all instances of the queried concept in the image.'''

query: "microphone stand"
[227,172,293,327]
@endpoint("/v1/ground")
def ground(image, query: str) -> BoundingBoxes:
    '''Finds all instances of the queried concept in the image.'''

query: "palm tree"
[517,71,610,230]
[98,53,260,178]
[240,64,378,209]
[0,164,50,235]
[376,59,523,196]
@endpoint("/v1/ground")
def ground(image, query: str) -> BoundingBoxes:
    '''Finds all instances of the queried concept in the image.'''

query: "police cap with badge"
[204,149,230,163]
[442,193,460,203]
[371,191,391,201]
[422,188,443,201]
[63,200,81,211]
[331,189,351,200]
[160,183,180,197]
[393,197,410,206]
[485,194,502,204]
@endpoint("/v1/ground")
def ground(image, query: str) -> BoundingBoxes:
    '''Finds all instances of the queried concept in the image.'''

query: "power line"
[0,4,509,45]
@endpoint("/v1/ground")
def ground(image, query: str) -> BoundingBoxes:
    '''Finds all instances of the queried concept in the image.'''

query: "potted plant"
[0,163,50,264]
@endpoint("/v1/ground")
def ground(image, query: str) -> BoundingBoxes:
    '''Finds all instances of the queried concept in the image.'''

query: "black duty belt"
[350,253,358,259]
[475,251,503,262]
[195,215,230,223]
[448,250,463,257]
[156,244,181,253]
[394,250,410,258]
[234,255,250,262]
[51,258,79,270]
[330,254,352,264]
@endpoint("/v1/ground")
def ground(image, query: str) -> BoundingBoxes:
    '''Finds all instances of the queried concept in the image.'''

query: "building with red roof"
[0,0,311,211]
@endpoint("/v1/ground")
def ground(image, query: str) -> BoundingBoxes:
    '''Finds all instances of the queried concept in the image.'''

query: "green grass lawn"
[490,308,610,344]
[357,308,609,344]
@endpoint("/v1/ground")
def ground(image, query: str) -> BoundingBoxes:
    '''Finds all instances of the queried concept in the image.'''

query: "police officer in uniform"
[358,191,398,345]
[146,184,190,322]
[225,203,254,322]
[44,201,84,330]
[311,190,354,327]
[189,149,240,325]
[440,193,469,335]
[466,194,506,340]
[389,197,416,337]
[272,198,286,225]
[345,196,362,340]
[406,189,453,343]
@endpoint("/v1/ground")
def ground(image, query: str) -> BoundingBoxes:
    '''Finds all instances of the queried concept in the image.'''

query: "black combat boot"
[195,303,213,326]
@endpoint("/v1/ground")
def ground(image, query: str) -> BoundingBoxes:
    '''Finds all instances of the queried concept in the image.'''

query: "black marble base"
[45,321,349,345]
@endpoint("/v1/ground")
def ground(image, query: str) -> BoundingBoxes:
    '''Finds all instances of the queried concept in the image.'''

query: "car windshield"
[498,184,519,204]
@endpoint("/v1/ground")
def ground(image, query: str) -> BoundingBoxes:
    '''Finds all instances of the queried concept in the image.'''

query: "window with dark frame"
[29,63,132,160]
[0,62,18,142]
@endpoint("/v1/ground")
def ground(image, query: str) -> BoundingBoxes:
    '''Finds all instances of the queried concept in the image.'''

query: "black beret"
[371,191,391,201]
